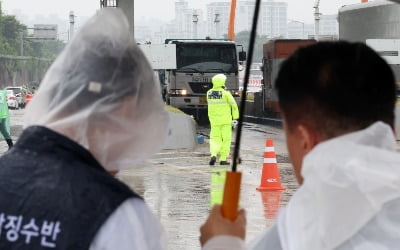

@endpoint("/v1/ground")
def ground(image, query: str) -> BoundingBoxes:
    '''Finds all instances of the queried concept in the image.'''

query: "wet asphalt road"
[2,109,298,249]
[119,123,298,249]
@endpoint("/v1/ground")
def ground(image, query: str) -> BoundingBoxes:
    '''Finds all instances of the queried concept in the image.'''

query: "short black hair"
[276,41,396,138]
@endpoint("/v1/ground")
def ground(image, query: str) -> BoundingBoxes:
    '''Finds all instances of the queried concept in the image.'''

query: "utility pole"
[20,32,24,56]
[69,11,75,41]
[192,11,199,39]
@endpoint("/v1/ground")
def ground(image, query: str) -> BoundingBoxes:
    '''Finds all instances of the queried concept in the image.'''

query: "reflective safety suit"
[207,74,239,161]
[0,90,11,141]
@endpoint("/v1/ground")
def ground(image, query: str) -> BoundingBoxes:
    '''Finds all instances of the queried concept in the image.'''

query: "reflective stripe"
[264,158,277,164]
[265,146,275,152]
[208,102,228,105]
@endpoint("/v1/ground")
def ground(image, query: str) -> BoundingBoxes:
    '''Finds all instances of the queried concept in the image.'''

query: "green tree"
[0,0,65,87]
[0,0,65,58]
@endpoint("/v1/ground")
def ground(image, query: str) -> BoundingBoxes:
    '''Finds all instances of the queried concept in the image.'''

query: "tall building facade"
[319,14,338,38]
[207,1,287,38]
[258,1,287,38]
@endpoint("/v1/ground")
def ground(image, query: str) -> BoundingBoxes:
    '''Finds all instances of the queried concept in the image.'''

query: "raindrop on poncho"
[24,8,169,171]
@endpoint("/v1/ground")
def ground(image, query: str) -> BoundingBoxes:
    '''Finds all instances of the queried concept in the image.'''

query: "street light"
[289,20,305,39]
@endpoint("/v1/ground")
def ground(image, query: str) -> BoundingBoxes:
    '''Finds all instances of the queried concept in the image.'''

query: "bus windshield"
[176,44,237,73]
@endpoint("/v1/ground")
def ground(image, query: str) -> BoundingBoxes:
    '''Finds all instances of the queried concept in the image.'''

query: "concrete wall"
[163,110,197,150]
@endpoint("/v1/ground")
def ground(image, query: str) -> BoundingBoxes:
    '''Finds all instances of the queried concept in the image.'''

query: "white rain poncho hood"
[277,122,400,250]
[24,9,169,171]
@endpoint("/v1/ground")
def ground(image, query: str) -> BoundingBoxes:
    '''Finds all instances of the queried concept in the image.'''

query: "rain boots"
[209,156,217,166]
[6,139,13,149]
[209,156,230,166]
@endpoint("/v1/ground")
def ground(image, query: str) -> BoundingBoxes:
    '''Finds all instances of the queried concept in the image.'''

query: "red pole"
[228,0,237,41]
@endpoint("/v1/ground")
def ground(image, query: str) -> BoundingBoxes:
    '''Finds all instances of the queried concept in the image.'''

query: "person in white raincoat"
[0,8,168,250]
[200,41,400,250]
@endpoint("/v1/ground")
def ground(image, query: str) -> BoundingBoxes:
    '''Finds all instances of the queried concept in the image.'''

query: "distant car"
[25,93,33,106]
[6,90,19,109]
[5,86,27,108]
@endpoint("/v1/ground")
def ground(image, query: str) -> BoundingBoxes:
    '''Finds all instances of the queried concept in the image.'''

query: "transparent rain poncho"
[277,122,400,250]
[24,8,169,171]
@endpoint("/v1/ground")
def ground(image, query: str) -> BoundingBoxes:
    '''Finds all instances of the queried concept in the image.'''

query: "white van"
[5,86,27,108]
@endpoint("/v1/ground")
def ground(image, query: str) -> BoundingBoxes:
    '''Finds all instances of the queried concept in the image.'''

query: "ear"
[297,124,320,154]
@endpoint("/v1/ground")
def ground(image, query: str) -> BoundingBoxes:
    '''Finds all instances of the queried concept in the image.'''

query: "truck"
[261,39,316,116]
[162,39,246,122]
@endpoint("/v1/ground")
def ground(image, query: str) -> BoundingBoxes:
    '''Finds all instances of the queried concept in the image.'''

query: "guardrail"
[0,55,52,61]
[244,115,283,128]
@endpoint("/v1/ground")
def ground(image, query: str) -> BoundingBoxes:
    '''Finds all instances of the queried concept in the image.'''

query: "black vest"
[0,126,140,249]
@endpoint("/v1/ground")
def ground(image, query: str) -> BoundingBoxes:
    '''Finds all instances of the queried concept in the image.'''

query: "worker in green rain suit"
[0,90,13,149]
[207,74,239,166]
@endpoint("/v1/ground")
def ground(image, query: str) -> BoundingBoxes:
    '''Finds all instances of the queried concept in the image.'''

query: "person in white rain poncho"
[0,9,168,250]
[200,42,400,250]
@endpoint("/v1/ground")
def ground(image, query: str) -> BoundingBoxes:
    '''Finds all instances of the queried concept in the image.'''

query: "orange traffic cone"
[257,139,285,191]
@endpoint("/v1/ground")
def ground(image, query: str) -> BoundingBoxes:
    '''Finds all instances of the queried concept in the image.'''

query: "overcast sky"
[3,0,365,24]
